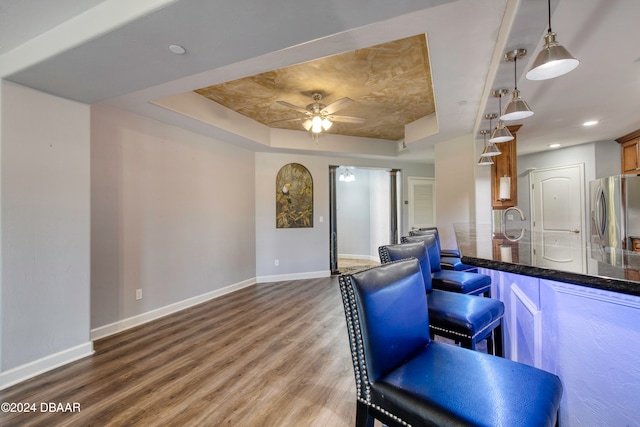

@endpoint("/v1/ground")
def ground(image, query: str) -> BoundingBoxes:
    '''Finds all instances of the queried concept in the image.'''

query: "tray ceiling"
[193,34,434,141]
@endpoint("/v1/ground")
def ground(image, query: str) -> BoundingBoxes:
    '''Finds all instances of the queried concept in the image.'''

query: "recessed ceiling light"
[548,143,561,149]
[169,44,186,55]
[583,120,598,126]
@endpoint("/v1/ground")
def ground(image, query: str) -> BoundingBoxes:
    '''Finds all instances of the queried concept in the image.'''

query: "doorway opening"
[329,166,401,274]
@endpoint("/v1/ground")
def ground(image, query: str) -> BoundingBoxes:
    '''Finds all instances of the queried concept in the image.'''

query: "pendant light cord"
[489,116,493,136]
[513,55,518,91]
[547,0,552,33]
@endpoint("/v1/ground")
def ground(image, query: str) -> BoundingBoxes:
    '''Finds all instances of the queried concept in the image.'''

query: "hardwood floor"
[337,258,380,274]
[0,277,358,426]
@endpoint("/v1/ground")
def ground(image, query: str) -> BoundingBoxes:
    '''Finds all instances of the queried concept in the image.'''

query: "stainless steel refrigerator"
[590,174,640,264]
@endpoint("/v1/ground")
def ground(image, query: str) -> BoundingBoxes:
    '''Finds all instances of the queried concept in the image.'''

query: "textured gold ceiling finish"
[193,35,434,141]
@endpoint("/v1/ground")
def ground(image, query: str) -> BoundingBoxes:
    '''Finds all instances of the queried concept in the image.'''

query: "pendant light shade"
[489,91,514,143]
[480,142,502,157]
[501,49,534,121]
[477,156,494,166]
[501,89,534,121]
[490,124,514,143]
[481,143,501,157]
[526,0,579,80]
[479,129,500,157]
[526,32,579,80]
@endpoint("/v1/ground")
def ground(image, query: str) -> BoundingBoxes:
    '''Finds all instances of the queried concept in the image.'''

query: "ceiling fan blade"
[270,117,304,125]
[321,97,354,115]
[275,100,308,114]
[328,115,365,124]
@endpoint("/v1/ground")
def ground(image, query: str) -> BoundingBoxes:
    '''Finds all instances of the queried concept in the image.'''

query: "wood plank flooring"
[0,276,359,426]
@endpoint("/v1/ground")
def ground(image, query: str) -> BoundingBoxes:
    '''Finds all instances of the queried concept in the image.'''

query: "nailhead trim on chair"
[340,272,412,427]
[429,318,500,341]
[428,324,469,339]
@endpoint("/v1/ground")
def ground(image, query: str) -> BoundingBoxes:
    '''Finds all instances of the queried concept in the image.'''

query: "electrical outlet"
[136,289,142,300]
[319,216,324,223]
[274,259,280,267]
[507,214,514,221]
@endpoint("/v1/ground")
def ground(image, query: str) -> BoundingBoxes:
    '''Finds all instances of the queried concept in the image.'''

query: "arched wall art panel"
[276,163,313,228]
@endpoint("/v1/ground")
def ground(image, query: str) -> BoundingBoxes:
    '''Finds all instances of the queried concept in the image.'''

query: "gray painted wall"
[1,81,90,370]
[0,86,433,378]
[594,140,622,179]
[91,104,256,329]
[255,152,433,279]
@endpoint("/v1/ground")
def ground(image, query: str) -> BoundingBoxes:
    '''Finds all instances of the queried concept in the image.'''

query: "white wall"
[91,104,256,331]
[337,168,371,259]
[0,82,91,379]
[369,169,391,257]
[336,168,391,261]
[435,134,477,249]
[475,139,492,225]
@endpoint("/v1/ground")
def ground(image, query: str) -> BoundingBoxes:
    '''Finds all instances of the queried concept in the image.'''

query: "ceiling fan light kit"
[526,0,579,81]
[273,91,364,137]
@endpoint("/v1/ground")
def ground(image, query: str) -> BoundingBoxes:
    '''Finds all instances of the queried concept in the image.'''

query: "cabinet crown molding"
[616,128,640,144]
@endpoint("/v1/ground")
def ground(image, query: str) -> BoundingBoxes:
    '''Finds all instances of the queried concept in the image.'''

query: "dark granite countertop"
[454,223,640,297]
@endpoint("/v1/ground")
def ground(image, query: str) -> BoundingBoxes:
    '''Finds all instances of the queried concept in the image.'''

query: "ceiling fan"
[272,92,365,133]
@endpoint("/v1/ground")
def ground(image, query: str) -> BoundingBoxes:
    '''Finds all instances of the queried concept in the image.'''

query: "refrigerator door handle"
[595,187,606,240]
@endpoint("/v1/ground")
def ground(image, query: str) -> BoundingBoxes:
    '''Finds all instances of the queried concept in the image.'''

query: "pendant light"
[501,49,534,121]
[526,0,579,80]
[489,90,514,143]
[477,156,494,166]
[477,130,495,165]
[479,127,501,157]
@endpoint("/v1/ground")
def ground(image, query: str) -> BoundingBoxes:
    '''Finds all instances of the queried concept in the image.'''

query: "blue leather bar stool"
[403,234,492,297]
[379,241,504,356]
[339,258,563,427]
[410,227,477,272]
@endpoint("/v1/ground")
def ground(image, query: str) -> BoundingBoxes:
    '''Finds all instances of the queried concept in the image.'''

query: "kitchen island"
[454,224,640,426]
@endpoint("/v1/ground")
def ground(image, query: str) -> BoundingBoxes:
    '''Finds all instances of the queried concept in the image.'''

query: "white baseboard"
[0,342,94,391]
[90,277,257,341]
[256,270,331,283]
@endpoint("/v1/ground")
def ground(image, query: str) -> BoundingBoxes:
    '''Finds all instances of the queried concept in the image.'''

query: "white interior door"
[530,164,585,273]
[408,177,435,231]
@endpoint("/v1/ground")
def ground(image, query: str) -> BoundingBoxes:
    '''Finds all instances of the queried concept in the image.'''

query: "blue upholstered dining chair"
[409,227,477,271]
[339,258,563,427]
[403,233,492,297]
[379,240,503,356]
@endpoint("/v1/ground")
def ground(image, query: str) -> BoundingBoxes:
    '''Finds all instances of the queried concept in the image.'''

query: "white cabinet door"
[530,164,585,273]
[479,268,542,366]
[407,177,435,231]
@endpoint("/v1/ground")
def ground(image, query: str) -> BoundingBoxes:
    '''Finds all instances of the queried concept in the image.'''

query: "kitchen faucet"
[503,206,526,222]
[502,206,526,241]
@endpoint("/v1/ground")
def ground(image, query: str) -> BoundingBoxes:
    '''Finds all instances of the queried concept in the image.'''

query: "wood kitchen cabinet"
[491,125,521,209]
[616,130,640,174]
